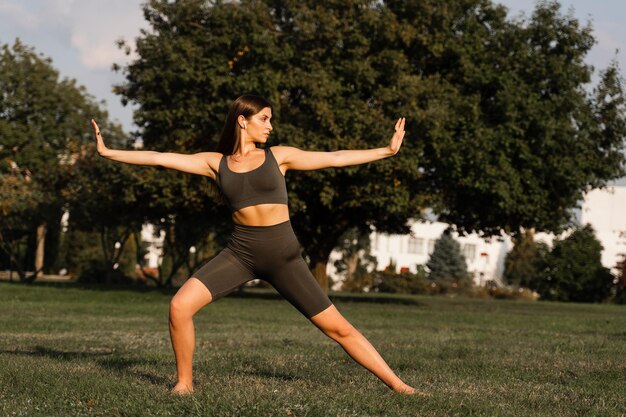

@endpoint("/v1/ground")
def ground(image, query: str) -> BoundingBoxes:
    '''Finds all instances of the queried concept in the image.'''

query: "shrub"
[533,225,614,302]
[504,229,550,287]
[372,264,428,295]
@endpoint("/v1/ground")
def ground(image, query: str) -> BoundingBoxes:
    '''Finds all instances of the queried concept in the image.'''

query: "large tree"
[115,0,626,291]
[0,39,122,281]
[381,1,626,236]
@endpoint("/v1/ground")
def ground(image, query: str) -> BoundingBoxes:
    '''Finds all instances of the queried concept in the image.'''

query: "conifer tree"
[426,229,471,292]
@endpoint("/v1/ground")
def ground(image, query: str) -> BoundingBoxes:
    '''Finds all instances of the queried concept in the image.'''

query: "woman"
[90,94,416,395]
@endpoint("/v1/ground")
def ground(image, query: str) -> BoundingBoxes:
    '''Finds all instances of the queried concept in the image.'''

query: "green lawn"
[0,282,624,417]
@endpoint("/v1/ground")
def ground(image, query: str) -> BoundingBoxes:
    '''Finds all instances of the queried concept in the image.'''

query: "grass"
[0,282,624,417]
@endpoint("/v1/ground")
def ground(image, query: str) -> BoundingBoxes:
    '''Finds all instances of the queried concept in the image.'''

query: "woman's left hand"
[387,117,406,155]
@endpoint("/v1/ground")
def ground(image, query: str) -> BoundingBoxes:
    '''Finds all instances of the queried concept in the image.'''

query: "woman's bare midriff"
[231,203,290,226]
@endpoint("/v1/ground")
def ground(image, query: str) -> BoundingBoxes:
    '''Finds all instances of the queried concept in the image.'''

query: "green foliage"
[54,227,102,281]
[533,224,614,302]
[503,229,549,287]
[119,231,140,278]
[406,1,626,235]
[372,263,429,295]
[62,142,148,284]
[426,229,472,293]
[0,164,45,272]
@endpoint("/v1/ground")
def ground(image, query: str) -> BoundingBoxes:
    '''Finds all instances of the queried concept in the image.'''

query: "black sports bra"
[216,147,288,212]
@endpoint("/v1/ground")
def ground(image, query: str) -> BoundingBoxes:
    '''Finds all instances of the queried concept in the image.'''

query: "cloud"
[0,1,40,30]
[38,0,145,71]
[70,32,127,70]
[66,1,144,70]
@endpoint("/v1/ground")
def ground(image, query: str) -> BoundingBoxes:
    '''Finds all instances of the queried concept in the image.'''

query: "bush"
[77,259,128,285]
[533,225,614,302]
[372,265,429,295]
[504,229,550,287]
[340,270,374,293]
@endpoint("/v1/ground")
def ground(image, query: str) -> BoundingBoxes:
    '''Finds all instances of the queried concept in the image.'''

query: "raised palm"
[388,117,406,155]
[90,118,108,155]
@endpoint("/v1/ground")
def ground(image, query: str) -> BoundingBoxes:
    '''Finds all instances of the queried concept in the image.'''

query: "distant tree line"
[335,224,622,303]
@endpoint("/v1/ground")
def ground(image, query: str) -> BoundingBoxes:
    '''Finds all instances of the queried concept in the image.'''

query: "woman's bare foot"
[171,382,193,395]
[391,383,430,396]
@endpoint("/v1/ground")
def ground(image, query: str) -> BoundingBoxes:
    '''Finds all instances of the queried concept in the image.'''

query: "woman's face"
[244,107,273,143]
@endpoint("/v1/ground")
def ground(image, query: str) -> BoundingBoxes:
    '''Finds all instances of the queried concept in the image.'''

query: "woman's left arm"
[276,117,406,171]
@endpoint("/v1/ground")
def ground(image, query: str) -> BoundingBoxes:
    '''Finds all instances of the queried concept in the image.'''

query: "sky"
[1,0,625,185]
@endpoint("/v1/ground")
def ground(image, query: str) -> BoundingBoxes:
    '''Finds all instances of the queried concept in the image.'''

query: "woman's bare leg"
[168,277,213,394]
[309,304,417,394]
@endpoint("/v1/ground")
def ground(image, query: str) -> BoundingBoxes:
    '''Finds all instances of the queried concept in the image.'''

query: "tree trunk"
[305,231,341,295]
[346,252,358,282]
[312,260,328,295]
[35,222,46,279]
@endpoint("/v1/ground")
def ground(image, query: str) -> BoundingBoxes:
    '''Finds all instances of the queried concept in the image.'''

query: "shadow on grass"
[0,346,170,387]
[2,345,309,388]
[0,281,424,306]
[231,289,423,306]
[0,279,175,294]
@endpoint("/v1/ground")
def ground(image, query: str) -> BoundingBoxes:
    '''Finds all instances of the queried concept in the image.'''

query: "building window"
[427,239,435,255]
[462,244,476,263]
[408,237,424,254]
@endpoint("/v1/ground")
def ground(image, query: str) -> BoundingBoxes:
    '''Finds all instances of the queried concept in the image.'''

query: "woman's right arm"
[90,119,218,179]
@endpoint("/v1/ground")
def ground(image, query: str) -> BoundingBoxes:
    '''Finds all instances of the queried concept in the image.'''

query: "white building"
[369,222,511,286]
[326,221,513,288]
[141,223,166,269]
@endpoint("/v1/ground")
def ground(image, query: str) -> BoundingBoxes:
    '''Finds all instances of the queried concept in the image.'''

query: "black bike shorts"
[191,220,332,318]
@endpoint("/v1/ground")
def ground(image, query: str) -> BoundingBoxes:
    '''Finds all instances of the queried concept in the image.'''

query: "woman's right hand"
[90,119,109,156]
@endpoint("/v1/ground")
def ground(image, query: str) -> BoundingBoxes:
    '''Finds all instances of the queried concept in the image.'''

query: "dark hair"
[216,94,273,154]
[209,94,273,206]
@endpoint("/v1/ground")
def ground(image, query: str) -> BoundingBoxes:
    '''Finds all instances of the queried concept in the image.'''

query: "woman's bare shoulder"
[195,151,224,180]
[268,145,300,164]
